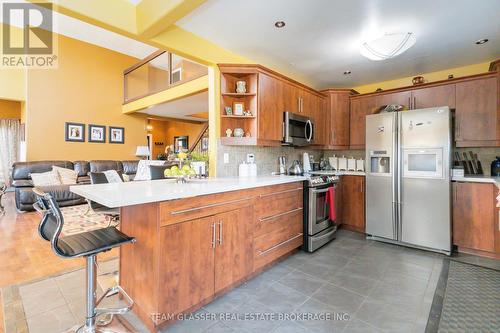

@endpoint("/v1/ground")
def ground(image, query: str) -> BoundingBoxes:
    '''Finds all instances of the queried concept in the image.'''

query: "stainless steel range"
[303,175,340,252]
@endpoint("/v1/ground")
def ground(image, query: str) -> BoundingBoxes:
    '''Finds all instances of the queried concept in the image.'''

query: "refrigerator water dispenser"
[370,156,390,174]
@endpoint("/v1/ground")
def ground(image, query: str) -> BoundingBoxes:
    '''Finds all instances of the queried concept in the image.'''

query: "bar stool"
[33,187,135,333]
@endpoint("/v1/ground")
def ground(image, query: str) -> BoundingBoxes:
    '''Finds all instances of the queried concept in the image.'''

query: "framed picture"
[109,126,125,144]
[201,137,209,151]
[174,136,189,153]
[233,101,245,116]
[88,124,106,143]
[65,122,85,142]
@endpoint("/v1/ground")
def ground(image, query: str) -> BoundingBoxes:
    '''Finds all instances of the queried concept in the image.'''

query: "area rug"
[427,259,500,332]
[59,204,111,236]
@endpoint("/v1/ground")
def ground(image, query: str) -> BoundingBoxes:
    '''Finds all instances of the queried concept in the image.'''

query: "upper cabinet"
[411,84,456,109]
[349,95,378,149]
[322,89,356,149]
[219,64,324,147]
[376,91,411,109]
[455,76,499,146]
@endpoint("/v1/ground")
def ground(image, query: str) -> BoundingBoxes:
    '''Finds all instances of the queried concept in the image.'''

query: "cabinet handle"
[211,223,216,249]
[259,207,303,223]
[258,187,302,198]
[360,181,363,193]
[413,96,416,109]
[408,97,411,110]
[258,233,303,256]
[170,197,251,215]
[218,221,223,245]
[332,130,335,143]
[297,98,301,113]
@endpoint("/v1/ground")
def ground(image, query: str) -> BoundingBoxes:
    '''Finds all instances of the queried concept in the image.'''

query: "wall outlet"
[223,153,229,164]
[246,153,255,164]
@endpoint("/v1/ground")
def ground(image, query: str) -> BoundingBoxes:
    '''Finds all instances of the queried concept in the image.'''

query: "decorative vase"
[412,76,424,85]
[225,128,233,137]
[235,80,247,93]
[234,128,244,138]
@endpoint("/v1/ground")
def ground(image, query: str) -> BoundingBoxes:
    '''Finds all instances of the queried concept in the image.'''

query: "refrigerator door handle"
[392,113,398,240]
[396,112,403,241]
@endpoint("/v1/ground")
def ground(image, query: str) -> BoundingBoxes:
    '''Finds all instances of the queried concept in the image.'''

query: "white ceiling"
[142,91,209,122]
[178,0,500,89]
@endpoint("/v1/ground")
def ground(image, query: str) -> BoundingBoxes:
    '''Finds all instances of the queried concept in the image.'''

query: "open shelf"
[222,92,257,97]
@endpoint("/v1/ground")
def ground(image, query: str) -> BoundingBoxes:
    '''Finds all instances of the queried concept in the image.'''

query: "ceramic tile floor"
[15,230,444,333]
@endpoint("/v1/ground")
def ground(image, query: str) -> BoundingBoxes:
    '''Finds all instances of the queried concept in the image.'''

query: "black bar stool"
[33,187,135,333]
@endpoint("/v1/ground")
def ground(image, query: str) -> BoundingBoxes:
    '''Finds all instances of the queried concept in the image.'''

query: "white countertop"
[452,175,500,188]
[70,175,307,208]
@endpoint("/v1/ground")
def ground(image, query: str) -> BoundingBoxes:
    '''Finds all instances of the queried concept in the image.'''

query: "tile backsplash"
[216,140,366,177]
[215,141,500,177]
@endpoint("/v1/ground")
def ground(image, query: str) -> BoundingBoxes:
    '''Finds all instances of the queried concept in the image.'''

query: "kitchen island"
[71,176,306,332]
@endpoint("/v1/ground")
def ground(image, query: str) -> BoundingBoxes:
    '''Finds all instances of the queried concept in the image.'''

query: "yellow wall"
[352,61,493,94]
[147,118,205,158]
[26,34,147,161]
[0,24,26,101]
[0,99,21,119]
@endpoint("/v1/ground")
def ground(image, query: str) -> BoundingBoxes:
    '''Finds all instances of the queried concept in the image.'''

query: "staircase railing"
[189,123,209,156]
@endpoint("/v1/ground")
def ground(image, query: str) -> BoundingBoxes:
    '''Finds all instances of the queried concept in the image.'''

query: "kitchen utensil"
[303,152,312,173]
[356,159,365,172]
[288,160,303,175]
[463,152,475,175]
[312,162,320,171]
[338,156,347,171]
[475,154,484,174]
[329,156,338,171]
[491,157,500,177]
[347,157,356,171]
[278,156,287,175]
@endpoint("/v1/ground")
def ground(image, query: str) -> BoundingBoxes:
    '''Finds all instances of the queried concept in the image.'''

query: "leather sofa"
[11,160,139,212]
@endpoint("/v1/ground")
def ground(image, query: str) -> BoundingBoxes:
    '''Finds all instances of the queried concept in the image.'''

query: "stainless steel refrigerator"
[365,107,451,255]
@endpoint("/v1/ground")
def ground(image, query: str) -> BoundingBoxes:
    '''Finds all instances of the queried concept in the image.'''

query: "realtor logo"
[1,2,57,68]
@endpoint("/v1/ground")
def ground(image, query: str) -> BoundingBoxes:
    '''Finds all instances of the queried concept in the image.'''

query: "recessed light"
[475,38,488,45]
[343,70,351,75]
[274,21,285,28]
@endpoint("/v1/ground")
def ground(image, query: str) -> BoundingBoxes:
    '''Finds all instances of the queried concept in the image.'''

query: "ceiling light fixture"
[360,32,416,61]
[475,38,488,45]
[274,21,286,28]
[343,70,351,75]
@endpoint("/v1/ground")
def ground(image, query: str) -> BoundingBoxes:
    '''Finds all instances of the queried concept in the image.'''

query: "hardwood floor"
[0,192,117,289]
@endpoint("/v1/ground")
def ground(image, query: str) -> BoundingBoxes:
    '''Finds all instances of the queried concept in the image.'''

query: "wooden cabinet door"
[349,96,377,149]
[455,77,498,143]
[159,216,215,315]
[283,81,299,114]
[214,207,254,292]
[327,91,350,148]
[411,84,456,109]
[452,182,495,252]
[376,91,411,110]
[258,73,283,142]
[340,176,365,233]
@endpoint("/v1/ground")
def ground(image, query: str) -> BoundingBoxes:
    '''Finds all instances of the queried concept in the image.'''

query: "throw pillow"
[30,170,62,187]
[52,166,78,185]
[103,170,123,183]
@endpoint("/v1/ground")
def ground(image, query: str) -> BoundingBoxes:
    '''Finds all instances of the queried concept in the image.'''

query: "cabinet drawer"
[160,190,254,226]
[255,183,303,220]
[254,207,303,237]
[254,220,303,269]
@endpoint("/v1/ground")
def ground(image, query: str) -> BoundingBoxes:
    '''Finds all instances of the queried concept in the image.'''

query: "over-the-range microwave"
[282,112,314,146]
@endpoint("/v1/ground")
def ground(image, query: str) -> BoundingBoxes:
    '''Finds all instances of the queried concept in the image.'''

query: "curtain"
[0,119,20,186]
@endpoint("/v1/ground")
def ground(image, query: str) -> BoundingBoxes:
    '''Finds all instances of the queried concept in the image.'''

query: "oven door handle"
[311,187,329,194]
